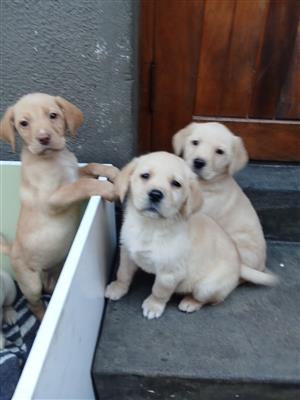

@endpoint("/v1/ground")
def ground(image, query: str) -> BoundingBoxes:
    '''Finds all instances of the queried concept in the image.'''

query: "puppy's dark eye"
[20,120,28,127]
[49,112,57,119]
[140,173,150,180]
[191,140,199,146]
[216,148,225,155]
[171,180,182,188]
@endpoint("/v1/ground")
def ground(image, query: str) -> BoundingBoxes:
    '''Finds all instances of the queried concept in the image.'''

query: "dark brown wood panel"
[277,23,300,120]
[219,0,269,117]
[152,0,204,151]
[249,0,300,118]
[194,117,300,161]
[194,0,236,116]
[139,0,300,161]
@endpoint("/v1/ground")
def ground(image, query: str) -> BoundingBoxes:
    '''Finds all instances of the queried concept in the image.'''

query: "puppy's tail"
[0,234,12,256]
[240,265,279,287]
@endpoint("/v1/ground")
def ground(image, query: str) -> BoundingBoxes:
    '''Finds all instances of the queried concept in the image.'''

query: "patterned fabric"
[0,291,50,400]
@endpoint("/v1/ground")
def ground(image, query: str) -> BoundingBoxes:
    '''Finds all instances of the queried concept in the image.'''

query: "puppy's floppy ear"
[228,136,249,175]
[0,106,16,151]
[55,96,83,136]
[115,158,138,202]
[172,123,196,157]
[181,175,203,218]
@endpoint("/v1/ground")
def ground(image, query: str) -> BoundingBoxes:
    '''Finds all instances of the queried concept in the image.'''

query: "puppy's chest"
[128,237,163,273]
[123,222,187,273]
[21,155,78,204]
[201,190,233,221]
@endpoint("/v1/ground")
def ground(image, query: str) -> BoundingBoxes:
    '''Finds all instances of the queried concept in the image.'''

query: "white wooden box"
[0,161,116,399]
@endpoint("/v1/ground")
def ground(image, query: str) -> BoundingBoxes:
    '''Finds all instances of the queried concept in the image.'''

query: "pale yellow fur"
[0,93,119,319]
[173,122,278,286]
[105,152,241,319]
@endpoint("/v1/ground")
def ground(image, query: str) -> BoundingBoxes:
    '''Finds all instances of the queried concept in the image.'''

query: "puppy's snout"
[148,189,164,203]
[193,158,206,170]
[37,133,51,146]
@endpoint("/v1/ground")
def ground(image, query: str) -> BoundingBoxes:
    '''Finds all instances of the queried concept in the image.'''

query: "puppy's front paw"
[0,332,5,350]
[108,166,120,183]
[3,306,17,325]
[142,295,166,319]
[178,296,202,313]
[105,281,128,300]
[100,181,118,202]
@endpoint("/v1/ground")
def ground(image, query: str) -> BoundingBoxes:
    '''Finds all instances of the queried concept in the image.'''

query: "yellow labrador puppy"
[173,122,277,286]
[0,93,119,319]
[105,152,242,319]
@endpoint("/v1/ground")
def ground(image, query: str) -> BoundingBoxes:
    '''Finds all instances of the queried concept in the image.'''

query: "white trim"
[0,161,21,166]
[13,195,101,399]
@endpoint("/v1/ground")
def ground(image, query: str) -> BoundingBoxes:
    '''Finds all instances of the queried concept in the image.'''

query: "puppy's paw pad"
[178,297,202,313]
[3,307,17,325]
[105,281,128,301]
[0,333,5,350]
[142,296,165,319]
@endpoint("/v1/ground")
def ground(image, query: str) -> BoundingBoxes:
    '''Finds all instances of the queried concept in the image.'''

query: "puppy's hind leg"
[193,269,238,307]
[178,295,203,313]
[13,264,45,320]
[42,265,62,294]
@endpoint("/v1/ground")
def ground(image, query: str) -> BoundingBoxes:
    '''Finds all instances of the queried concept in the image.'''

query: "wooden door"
[139,0,300,161]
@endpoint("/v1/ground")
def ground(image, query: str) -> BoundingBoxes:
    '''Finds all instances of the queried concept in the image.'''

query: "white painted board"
[12,179,116,399]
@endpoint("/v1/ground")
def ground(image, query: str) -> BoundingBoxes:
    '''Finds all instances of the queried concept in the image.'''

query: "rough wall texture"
[0,0,138,167]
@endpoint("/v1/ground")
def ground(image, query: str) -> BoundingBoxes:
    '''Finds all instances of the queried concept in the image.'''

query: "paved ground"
[93,242,300,400]
[93,164,300,399]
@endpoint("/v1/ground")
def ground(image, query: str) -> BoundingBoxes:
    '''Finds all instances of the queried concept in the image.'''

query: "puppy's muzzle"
[193,158,206,170]
[37,133,51,146]
[148,189,164,204]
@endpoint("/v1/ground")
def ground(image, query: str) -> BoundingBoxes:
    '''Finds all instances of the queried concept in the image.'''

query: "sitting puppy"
[0,93,119,319]
[173,122,277,286]
[105,151,242,319]
[0,269,17,349]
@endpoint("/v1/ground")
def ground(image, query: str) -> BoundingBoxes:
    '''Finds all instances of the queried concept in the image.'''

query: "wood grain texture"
[152,0,204,151]
[277,22,300,120]
[219,0,269,117]
[249,0,300,118]
[139,0,300,161]
[194,117,300,161]
[194,0,236,116]
[138,0,155,154]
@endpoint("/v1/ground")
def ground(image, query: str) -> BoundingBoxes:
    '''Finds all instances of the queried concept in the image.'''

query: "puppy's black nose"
[193,158,206,170]
[148,189,164,203]
[38,136,50,146]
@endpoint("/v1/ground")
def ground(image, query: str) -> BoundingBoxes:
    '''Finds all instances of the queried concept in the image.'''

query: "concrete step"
[235,164,300,242]
[92,163,300,399]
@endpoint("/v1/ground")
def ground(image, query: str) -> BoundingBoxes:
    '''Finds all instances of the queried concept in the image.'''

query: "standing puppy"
[0,93,118,319]
[173,122,277,285]
[105,152,242,319]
